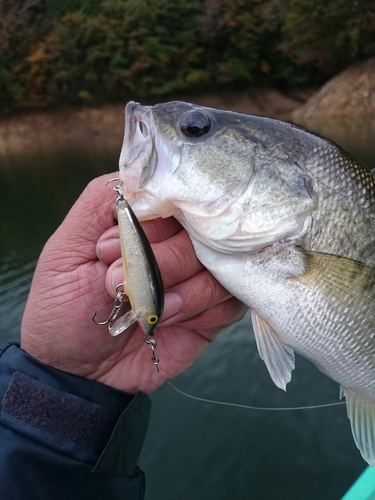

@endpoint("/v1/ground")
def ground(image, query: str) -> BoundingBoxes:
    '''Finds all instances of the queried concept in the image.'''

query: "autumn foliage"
[1,0,374,112]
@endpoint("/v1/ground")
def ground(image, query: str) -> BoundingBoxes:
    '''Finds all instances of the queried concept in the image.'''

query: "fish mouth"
[119,101,158,196]
[118,102,178,220]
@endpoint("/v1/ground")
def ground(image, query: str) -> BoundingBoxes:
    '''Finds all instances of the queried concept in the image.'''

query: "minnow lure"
[93,181,164,370]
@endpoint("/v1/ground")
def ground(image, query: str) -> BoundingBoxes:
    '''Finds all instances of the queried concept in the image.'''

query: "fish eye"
[180,111,211,138]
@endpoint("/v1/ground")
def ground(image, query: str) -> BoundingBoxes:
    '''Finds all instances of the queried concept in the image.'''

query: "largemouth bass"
[119,100,375,466]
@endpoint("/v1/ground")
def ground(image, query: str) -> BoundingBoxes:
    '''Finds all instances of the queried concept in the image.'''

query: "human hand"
[21,174,247,394]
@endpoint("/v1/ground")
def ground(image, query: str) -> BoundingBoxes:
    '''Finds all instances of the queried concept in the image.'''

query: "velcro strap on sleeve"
[1,372,118,454]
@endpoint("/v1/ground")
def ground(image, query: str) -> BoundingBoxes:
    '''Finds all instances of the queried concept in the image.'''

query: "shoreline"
[0,88,313,157]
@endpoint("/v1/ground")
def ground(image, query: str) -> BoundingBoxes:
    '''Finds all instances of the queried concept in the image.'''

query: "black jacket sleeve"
[0,343,151,500]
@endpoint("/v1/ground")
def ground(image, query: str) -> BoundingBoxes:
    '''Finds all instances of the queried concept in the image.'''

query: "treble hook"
[92,283,126,326]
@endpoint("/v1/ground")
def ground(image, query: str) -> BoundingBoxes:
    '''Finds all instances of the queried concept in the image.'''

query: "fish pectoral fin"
[341,386,375,467]
[109,309,140,337]
[251,310,295,391]
[297,251,375,305]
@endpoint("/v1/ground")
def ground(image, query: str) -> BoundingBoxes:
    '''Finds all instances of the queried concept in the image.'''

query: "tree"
[0,0,45,110]
[282,0,375,78]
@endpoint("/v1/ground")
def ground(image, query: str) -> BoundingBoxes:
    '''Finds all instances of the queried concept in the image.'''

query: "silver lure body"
[109,193,164,337]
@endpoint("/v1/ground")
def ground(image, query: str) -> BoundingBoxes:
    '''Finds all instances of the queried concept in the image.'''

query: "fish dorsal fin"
[340,386,375,467]
[250,310,295,391]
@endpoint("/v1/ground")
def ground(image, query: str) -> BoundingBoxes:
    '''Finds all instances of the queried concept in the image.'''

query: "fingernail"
[97,237,120,262]
[162,292,182,321]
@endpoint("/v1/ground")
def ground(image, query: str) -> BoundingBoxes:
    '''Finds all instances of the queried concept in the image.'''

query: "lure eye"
[180,111,211,138]
[147,314,159,325]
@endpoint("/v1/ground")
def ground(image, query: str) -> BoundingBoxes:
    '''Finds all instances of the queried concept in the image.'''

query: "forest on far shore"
[1,0,374,113]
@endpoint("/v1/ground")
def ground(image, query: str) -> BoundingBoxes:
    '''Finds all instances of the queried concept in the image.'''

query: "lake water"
[0,114,374,499]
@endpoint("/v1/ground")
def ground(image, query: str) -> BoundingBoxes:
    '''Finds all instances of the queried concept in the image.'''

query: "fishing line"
[151,323,347,412]
[163,378,346,411]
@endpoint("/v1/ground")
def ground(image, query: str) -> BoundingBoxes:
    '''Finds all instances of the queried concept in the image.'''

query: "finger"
[160,268,233,325]
[96,217,183,265]
[142,217,183,244]
[173,297,248,333]
[105,258,233,326]
[153,230,204,287]
[96,226,120,264]
[106,229,204,292]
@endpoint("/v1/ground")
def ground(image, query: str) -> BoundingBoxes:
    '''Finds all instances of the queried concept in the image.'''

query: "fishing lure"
[93,181,164,371]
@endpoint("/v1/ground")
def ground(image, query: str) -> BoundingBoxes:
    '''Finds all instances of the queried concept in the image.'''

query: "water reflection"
[0,252,36,341]
[0,144,119,341]
[0,114,373,500]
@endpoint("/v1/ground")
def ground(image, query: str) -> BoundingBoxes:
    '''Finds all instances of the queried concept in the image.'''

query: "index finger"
[69,173,120,238]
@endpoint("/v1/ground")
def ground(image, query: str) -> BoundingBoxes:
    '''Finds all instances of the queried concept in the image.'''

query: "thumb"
[50,173,119,261]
